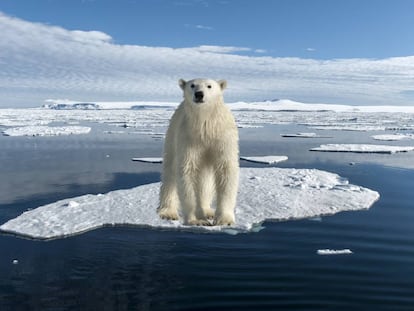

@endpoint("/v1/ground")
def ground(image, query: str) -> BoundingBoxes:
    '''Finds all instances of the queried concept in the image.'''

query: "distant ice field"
[1,100,414,171]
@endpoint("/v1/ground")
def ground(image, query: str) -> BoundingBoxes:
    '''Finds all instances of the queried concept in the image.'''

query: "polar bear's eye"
[207,85,212,89]
[190,84,195,88]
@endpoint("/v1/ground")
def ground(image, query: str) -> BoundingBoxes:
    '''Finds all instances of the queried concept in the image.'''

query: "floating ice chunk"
[372,134,414,141]
[133,156,289,165]
[240,156,288,164]
[310,144,414,154]
[0,168,379,240]
[3,126,91,137]
[131,157,163,163]
[281,133,331,138]
[317,249,353,255]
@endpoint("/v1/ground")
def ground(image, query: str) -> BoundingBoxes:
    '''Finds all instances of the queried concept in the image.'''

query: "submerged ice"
[0,167,379,240]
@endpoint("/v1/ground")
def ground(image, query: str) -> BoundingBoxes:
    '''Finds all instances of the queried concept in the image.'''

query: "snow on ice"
[0,167,379,240]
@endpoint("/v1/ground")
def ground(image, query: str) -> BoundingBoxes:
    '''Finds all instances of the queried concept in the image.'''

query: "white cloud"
[1,12,414,107]
[192,45,251,53]
[195,24,213,30]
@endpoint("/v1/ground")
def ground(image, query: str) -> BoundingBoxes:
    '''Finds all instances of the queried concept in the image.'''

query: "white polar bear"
[158,78,239,226]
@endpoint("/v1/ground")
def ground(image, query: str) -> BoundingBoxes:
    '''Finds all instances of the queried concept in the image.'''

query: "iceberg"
[0,167,379,240]
[310,144,414,154]
[3,125,91,137]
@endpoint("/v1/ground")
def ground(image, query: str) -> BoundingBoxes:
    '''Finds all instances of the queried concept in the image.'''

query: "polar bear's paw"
[157,207,179,221]
[213,214,235,226]
[186,219,212,226]
[201,208,215,220]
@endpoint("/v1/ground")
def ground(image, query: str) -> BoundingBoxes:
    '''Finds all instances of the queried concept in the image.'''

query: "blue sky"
[1,0,414,107]
[2,0,414,59]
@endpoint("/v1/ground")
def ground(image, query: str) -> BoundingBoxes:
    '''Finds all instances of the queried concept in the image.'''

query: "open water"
[1,123,414,310]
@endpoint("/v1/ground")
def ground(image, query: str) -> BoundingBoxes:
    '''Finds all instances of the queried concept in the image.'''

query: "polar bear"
[158,78,239,226]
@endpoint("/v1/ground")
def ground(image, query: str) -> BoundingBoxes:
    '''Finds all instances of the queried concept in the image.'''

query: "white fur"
[158,78,239,226]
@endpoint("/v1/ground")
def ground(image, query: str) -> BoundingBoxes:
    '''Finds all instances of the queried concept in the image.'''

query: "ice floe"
[317,249,353,255]
[131,157,163,164]
[310,144,414,154]
[240,156,288,164]
[372,133,414,141]
[0,167,379,240]
[281,132,331,138]
[3,125,91,137]
[132,156,289,165]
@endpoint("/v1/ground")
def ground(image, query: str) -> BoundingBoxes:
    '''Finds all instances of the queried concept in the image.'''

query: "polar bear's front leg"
[178,158,211,226]
[158,142,179,220]
[195,167,215,221]
[158,182,179,220]
[214,161,239,226]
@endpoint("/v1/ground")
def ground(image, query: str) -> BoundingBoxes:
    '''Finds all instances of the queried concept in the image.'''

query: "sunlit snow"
[0,167,379,240]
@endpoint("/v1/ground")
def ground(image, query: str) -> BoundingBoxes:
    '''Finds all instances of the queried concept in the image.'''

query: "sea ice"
[310,144,414,154]
[0,167,379,240]
[281,133,331,138]
[3,125,91,137]
[131,157,163,163]
[240,156,288,164]
[317,249,353,255]
[372,134,414,141]
[132,156,289,165]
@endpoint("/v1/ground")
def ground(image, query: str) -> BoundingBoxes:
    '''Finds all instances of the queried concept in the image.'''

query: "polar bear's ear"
[179,79,186,90]
[218,80,227,90]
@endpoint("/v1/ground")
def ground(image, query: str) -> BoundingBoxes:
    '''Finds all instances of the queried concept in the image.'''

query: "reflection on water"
[1,124,414,310]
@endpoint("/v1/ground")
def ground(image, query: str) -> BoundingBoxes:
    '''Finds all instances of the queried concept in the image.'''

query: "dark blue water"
[1,125,414,310]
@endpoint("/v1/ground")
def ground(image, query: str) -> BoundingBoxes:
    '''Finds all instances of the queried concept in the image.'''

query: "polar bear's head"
[179,78,227,105]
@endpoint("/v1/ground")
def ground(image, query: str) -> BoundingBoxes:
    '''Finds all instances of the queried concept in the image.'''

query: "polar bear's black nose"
[194,91,204,102]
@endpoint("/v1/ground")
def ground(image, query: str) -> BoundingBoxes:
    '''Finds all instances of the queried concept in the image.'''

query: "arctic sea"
[1,107,414,310]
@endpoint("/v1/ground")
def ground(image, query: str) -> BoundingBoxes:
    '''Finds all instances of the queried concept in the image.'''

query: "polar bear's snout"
[194,91,204,103]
